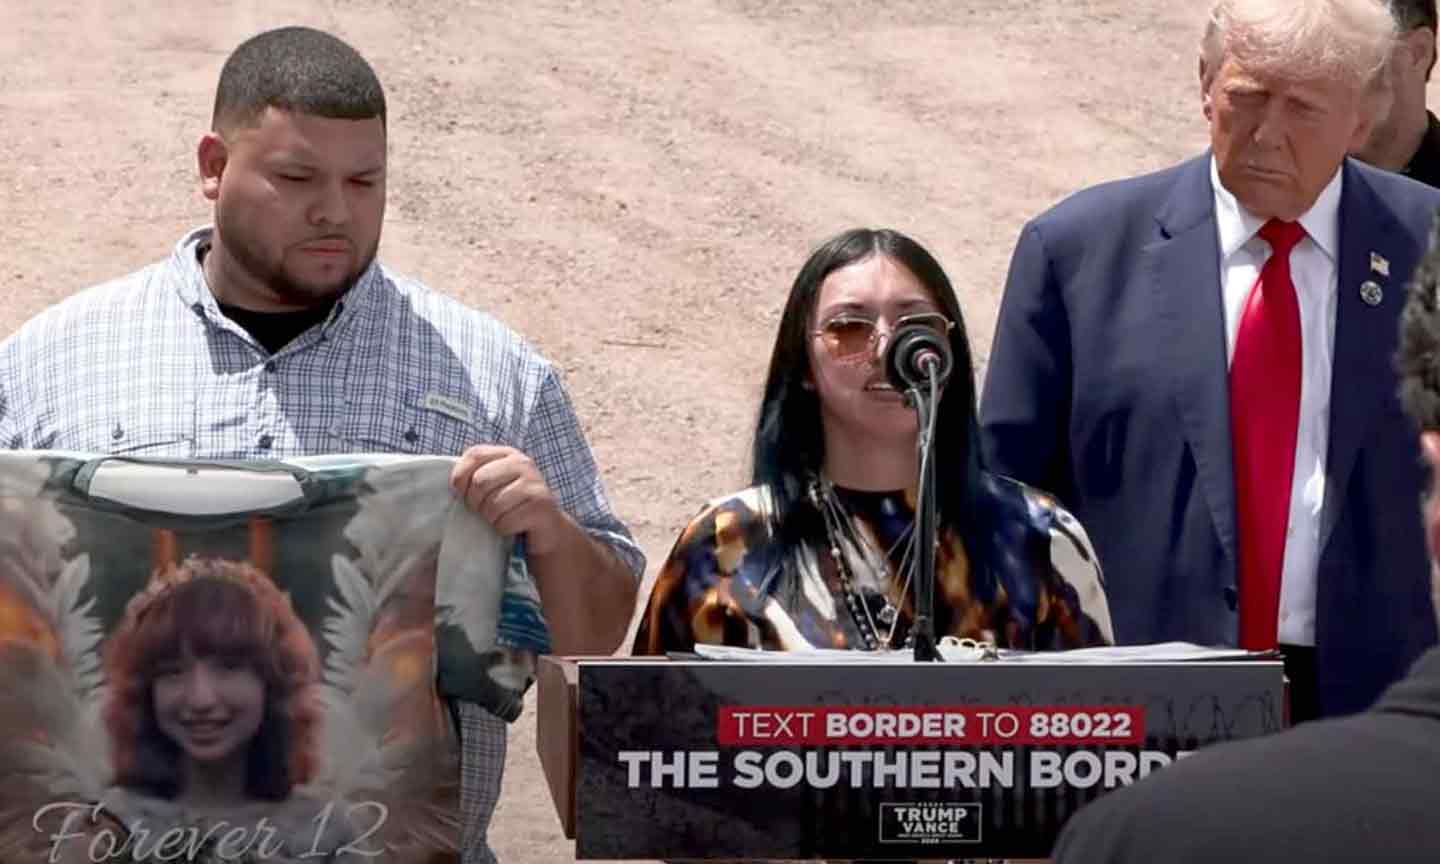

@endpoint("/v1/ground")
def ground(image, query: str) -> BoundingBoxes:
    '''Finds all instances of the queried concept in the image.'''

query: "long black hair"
[751,228,990,585]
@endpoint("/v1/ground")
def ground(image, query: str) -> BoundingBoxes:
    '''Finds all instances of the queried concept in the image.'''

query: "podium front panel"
[574,659,1283,860]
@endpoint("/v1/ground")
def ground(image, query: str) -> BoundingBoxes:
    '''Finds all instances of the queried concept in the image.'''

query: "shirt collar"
[1210,156,1342,262]
[169,225,384,341]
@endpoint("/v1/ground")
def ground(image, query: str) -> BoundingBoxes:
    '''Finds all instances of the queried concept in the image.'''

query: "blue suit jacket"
[979,154,1440,716]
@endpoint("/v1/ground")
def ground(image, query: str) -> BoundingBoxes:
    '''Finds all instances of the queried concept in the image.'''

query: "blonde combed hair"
[1202,0,1397,90]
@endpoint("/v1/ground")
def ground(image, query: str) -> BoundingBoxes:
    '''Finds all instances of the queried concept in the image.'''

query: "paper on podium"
[690,639,1268,664]
[985,641,1268,663]
[689,644,934,662]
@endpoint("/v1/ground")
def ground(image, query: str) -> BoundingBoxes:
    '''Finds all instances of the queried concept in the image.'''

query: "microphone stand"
[905,371,942,663]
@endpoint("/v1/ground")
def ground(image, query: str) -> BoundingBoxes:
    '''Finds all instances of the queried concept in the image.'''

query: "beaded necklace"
[806,474,917,650]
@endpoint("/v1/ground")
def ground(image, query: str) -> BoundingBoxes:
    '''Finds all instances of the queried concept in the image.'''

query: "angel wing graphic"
[0,456,109,859]
[302,460,513,861]
[344,461,511,658]
[337,458,542,719]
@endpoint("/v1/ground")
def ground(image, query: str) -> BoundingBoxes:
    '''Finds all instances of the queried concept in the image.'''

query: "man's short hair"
[1392,0,1439,33]
[1390,0,1439,81]
[211,26,386,133]
[1202,0,1396,93]
[1397,213,1440,432]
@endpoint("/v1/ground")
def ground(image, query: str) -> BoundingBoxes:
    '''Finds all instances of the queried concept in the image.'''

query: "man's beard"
[220,221,375,307]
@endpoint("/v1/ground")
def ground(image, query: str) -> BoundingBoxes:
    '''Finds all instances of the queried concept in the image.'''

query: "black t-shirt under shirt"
[217,302,332,355]
[197,240,335,354]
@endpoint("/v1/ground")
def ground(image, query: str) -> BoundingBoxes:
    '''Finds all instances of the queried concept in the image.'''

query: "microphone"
[884,324,953,391]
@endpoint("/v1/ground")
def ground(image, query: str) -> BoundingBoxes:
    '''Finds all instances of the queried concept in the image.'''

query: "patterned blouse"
[633,472,1114,654]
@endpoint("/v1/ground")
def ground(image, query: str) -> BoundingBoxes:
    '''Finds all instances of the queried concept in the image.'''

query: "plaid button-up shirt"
[0,226,644,863]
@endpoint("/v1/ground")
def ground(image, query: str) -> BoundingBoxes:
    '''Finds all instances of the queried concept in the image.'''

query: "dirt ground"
[0,1,1303,861]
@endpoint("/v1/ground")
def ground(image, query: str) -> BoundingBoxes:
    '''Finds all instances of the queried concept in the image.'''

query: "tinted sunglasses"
[811,311,954,363]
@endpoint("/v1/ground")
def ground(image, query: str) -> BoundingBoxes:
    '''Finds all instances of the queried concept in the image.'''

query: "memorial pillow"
[0,453,550,864]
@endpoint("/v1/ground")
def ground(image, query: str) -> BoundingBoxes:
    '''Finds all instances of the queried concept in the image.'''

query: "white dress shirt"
[1211,158,1340,647]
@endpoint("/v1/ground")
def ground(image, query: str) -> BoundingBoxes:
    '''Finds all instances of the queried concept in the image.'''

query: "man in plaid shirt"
[0,25,644,864]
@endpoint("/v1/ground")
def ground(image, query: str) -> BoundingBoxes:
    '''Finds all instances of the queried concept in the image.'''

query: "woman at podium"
[633,228,1113,656]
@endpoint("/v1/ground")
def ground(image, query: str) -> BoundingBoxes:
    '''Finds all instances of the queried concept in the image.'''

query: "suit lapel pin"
[1360,280,1384,307]
[1370,251,1391,277]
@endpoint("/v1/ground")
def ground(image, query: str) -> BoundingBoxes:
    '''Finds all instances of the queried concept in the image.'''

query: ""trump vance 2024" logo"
[878,802,982,845]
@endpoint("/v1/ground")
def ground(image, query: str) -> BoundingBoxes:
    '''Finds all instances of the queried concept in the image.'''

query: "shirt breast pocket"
[335,389,480,456]
[45,415,196,458]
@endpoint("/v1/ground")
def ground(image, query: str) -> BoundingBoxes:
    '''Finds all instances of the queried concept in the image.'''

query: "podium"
[537,651,1285,860]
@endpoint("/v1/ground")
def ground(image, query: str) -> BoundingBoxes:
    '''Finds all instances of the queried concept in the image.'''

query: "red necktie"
[1231,218,1305,650]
